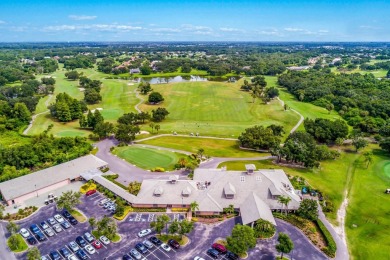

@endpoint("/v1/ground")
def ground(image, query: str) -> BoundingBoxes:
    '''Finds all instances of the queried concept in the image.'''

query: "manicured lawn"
[346,146,390,259]
[70,209,87,223]
[138,79,300,137]
[92,230,121,243]
[113,146,186,171]
[27,65,139,136]
[138,136,268,158]
[7,234,28,252]
[218,147,360,223]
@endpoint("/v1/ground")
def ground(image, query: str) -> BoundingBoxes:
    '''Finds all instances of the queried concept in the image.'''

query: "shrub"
[315,219,337,258]
[152,167,165,172]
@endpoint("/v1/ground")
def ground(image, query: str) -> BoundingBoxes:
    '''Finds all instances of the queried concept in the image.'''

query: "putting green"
[113,146,185,171]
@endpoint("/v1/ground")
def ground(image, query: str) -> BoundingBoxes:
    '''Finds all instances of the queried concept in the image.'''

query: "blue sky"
[0,0,389,42]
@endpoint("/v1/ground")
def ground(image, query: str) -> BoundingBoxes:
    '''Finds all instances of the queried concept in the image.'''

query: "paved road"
[276,97,304,134]
[318,205,349,260]
[95,138,188,184]
[0,222,17,260]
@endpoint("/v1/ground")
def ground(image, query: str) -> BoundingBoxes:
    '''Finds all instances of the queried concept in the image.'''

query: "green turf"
[0,131,32,147]
[7,234,28,252]
[113,146,186,171]
[138,136,269,158]
[218,146,360,223]
[138,79,300,137]
[345,146,390,259]
[27,64,139,136]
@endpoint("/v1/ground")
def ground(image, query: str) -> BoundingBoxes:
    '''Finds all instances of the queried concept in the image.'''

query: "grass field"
[7,234,28,252]
[265,76,344,132]
[0,131,32,147]
[346,146,390,259]
[218,146,360,223]
[27,65,139,136]
[138,79,300,137]
[138,136,268,158]
[113,146,186,171]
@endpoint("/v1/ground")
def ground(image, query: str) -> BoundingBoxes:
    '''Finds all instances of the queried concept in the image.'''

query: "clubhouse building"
[0,154,301,225]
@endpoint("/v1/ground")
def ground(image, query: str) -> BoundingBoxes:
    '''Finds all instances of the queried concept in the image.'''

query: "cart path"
[23,94,53,135]
[277,96,304,134]
[134,90,144,113]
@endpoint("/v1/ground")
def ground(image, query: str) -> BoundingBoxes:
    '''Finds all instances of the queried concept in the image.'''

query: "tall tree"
[6,221,20,235]
[297,199,318,220]
[277,196,291,215]
[226,224,257,255]
[168,219,180,234]
[363,151,373,168]
[116,124,140,143]
[275,233,294,259]
[178,219,194,239]
[26,247,41,260]
[56,190,82,211]
[190,201,199,216]
[89,217,96,231]
[352,137,368,152]
[97,216,117,240]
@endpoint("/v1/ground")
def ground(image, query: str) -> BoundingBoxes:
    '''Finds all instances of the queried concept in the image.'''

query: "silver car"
[45,228,55,237]
[69,241,80,252]
[52,224,62,233]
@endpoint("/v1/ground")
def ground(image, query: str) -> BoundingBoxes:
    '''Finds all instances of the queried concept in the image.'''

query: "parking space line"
[202,252,215,260]
[147,249,162,260]
[156,246,171,259]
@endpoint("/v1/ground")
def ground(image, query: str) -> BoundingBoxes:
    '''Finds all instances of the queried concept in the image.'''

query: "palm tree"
[190,201,199,217]
[178,157,187,168]
[149,122,155,133]
[363,151,373,168]
[278,196,292,215]
[197,148,205,160]
[227,204,235,215]
[88,217,96,231]
[154,124,160,133]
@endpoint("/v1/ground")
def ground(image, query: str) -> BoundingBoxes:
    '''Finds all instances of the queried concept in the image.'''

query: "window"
[240,176,245,182]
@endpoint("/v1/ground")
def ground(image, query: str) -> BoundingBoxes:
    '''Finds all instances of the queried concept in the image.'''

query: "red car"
[212,243,227,254]
[86,189,97,196]
[91,240,102,249]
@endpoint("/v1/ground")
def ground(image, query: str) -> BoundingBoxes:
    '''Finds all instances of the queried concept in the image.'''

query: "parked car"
[194,257,205,260]
[68,216,78,225]
[52,224,62,233]
[35,232,46,242]
[61,221,71,229]
[212,243,227,254]
[135,242,148,254]
[45,228,55,237]
[86,189,97,196]
[103,202,111,209]
[47,218,56,225]
[29,224,40,235]
[59,247,71,257]
[62,210,72,219]
[91,240,102,249]
[40,221,49,230]
[49,251,61,260]
[123,255,133,260]
[149,236,162,245]
[161,243,171,252]
[143,240,153,249]
[168,239,180,249]
[138,228,152,237]
[76,236,87,247]
[130,248,142,260]
[20,228,30,238]
[26,236,37,245]
[84,244,96,255]
[207,248,220,259]
[41,256,49,260]
[67,256,78,260]
[69,241,80,252]
[84,232,95,243]
[100,235,111,245]
[54,214,65,223]
[99,198,111,206]
[226,251,239,260]
[76,249,88,260]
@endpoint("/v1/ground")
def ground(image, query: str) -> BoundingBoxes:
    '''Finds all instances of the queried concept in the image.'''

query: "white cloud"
[284,27,305,32]
[181,24,213,32]
[68,15,97,21]
[149,27,181,33]
[43,24,142,32]
[0,20,6,24]
[360,25,381,30]
[219,27,243,32]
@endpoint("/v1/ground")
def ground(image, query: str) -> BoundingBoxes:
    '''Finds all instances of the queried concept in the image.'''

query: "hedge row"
[132,207,167,212]
[315,219,337,258]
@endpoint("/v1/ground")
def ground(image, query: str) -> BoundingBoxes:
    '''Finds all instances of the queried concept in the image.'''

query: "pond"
[134,75,241,84]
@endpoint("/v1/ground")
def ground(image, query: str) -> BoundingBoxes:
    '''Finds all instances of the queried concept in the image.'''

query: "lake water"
[134,75,241,84]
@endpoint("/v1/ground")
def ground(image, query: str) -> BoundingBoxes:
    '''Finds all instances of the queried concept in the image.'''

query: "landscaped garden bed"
[2,206,38,221]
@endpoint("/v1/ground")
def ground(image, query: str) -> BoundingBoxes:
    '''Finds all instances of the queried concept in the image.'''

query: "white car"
[100,235,110,245]
[161,243,171,252]
[84,244,96,255]
[67,256,78,260]
[20,228,30,238]
[138,229,152,238]
[54,214,65,223]
[143,240,153,249]
[194,257,205,260]
[45,228,55,237]
[69,241,80,252]
[52,224,62,233]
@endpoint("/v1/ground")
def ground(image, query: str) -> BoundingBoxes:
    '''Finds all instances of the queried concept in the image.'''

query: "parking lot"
[10,190,327,260]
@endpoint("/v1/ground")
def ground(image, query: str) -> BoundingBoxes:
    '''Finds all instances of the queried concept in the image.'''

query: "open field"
[265,76,345,131]
[137,136,268,157]
[27,65,138,136]
[218,146,360,223]
[112,146,185,170]
[139,79,300,137]
[346,146,390,259]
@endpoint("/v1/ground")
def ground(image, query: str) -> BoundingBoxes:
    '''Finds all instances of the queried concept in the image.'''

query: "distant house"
[130,68,141,74]
[287,66,311,71]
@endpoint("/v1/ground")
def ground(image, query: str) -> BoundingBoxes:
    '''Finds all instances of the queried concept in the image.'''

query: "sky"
[0,0,389,42]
